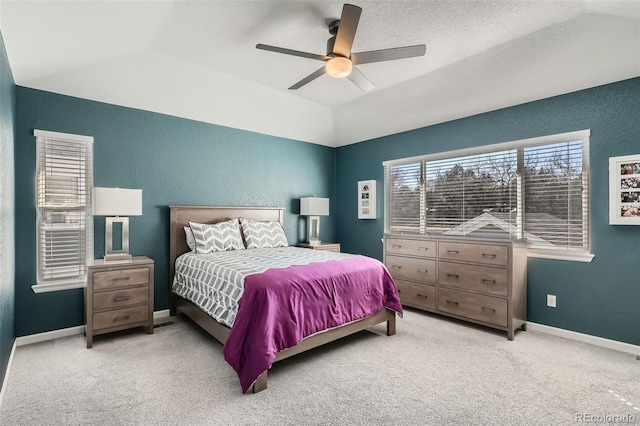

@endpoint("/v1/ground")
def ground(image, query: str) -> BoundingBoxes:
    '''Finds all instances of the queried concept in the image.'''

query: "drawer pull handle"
[481,279,496,284]
[417,247,429,251]
[417,269,429,273]
[482,253,497,258]
[446,300,459,305]
[446,273,459,278]
[392,245,402,249]
[112,277,131,282]
[447,250,459,254]
[113,315,130,322]
[417,293,428,299]
[481,307,496,313]
[113,296,130,302]
[391,265,402,269]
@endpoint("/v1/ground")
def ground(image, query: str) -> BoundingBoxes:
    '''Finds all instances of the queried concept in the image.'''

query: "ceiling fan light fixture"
[256,4,425,90]
[325,56,352,78]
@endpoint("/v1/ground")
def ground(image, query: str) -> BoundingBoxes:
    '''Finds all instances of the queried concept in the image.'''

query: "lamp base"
[105,216,133,262]
[103,253,132,262]
[306,215,322,246]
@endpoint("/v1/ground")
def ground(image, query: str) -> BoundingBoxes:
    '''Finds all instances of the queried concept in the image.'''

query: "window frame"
[383,130,593,262]
[32,129,94,293]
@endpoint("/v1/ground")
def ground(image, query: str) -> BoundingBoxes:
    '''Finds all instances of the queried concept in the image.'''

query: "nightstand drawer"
[92,267,149,290]
[386,238,436,258]
[93,305,149,331]
[438,242,508,266]
[438,261,508,296]
[386,255,436,284]
[93,286,149,311]
[395,280,436,310]
[438,288,507,327]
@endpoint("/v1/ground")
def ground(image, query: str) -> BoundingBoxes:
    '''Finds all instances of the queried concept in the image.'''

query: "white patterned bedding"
[172,246,357,327]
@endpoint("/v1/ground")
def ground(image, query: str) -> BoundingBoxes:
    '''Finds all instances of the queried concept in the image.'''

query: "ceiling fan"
[256,3,426,92]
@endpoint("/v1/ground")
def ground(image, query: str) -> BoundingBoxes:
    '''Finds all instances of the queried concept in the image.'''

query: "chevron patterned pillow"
[239,218,289,249]
[184,226,196,251]
[188,219,245,254]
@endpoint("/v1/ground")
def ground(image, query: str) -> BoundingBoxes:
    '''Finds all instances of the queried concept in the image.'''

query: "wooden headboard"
[168,205,285,291]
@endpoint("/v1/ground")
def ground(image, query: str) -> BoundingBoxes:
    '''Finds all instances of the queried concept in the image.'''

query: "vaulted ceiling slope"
[1,1,639,147]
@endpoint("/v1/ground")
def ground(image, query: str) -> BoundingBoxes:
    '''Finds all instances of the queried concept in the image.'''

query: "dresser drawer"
[386,255,436,284]
[438,241,508,266]
[395,280,436,310]
[93,286,149,311]
[437,288,507,327]
[385,238,436,258]
[438,261,508,296]
[92,305,149,331]
[92,267,150,290]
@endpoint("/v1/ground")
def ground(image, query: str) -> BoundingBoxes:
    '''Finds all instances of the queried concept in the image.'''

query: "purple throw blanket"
[222,255,402,392]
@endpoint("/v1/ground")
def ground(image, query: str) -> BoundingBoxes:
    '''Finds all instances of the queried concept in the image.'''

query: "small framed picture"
[609,154,640,225]
[358,180,376,219]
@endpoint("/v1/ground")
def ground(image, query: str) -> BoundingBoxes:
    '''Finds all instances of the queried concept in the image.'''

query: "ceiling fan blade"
[256,44,330,61]
[289,66,327,90]
[347,67,375,92]
[333,4,362,58]
[351,45,426,65]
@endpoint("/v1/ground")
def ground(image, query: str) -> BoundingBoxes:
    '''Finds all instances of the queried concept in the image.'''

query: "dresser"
[296,243,341,253]
[384,234,527,340]
[85,256,154,348]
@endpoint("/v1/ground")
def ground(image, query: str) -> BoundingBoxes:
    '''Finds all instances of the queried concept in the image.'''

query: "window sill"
[32,279,87,293]
[527,249,594,263]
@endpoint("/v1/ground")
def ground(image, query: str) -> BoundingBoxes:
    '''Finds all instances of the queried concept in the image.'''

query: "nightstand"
[85,256,154,348]
[296,243,341,253]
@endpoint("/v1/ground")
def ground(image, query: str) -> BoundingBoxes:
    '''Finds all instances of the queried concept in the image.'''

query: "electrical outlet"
[547,294,557,308]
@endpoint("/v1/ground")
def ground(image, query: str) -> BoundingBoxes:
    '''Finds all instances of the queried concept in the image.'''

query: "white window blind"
[424,149,518,239]
[386,161,423,234]
[384,131,590,259]
[35,130,93,287]
[523,141,587,251]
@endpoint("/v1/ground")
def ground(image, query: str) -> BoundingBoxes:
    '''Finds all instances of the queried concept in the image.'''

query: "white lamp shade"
[300,197,329,216]
[92,187,142,216]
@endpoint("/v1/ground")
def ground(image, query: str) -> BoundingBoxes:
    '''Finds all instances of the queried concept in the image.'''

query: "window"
[384,130,592,262]
[33,130,93,292]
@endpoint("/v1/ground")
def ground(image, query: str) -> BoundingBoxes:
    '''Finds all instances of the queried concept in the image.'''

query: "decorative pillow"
[239,218,289,249]
[184,226,195,251]
[188,219,245,254]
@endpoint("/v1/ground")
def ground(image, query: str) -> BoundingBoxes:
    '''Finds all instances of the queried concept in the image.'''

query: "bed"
[169,205,402,393]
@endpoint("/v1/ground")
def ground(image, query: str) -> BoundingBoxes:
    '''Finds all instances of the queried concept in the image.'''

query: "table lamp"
[300,197,329,245]
[92,187,142,261]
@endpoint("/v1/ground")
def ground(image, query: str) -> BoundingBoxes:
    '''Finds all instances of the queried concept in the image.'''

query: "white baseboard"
[15,309,172,347]
[0,340,17,410]
[527,322,640,356]
[154,309,171,321]
[11,312,638,356]
[15,325,85,347]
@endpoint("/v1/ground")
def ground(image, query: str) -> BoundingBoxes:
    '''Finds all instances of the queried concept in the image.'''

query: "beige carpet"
[1,309,638,425]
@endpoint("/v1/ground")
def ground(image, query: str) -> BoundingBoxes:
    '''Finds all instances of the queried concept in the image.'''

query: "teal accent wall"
[14,87,336,337]
[0,30,16,393]
[335,78,640,346]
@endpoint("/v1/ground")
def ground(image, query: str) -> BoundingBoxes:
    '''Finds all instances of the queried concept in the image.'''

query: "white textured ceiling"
[1,1,639,147]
